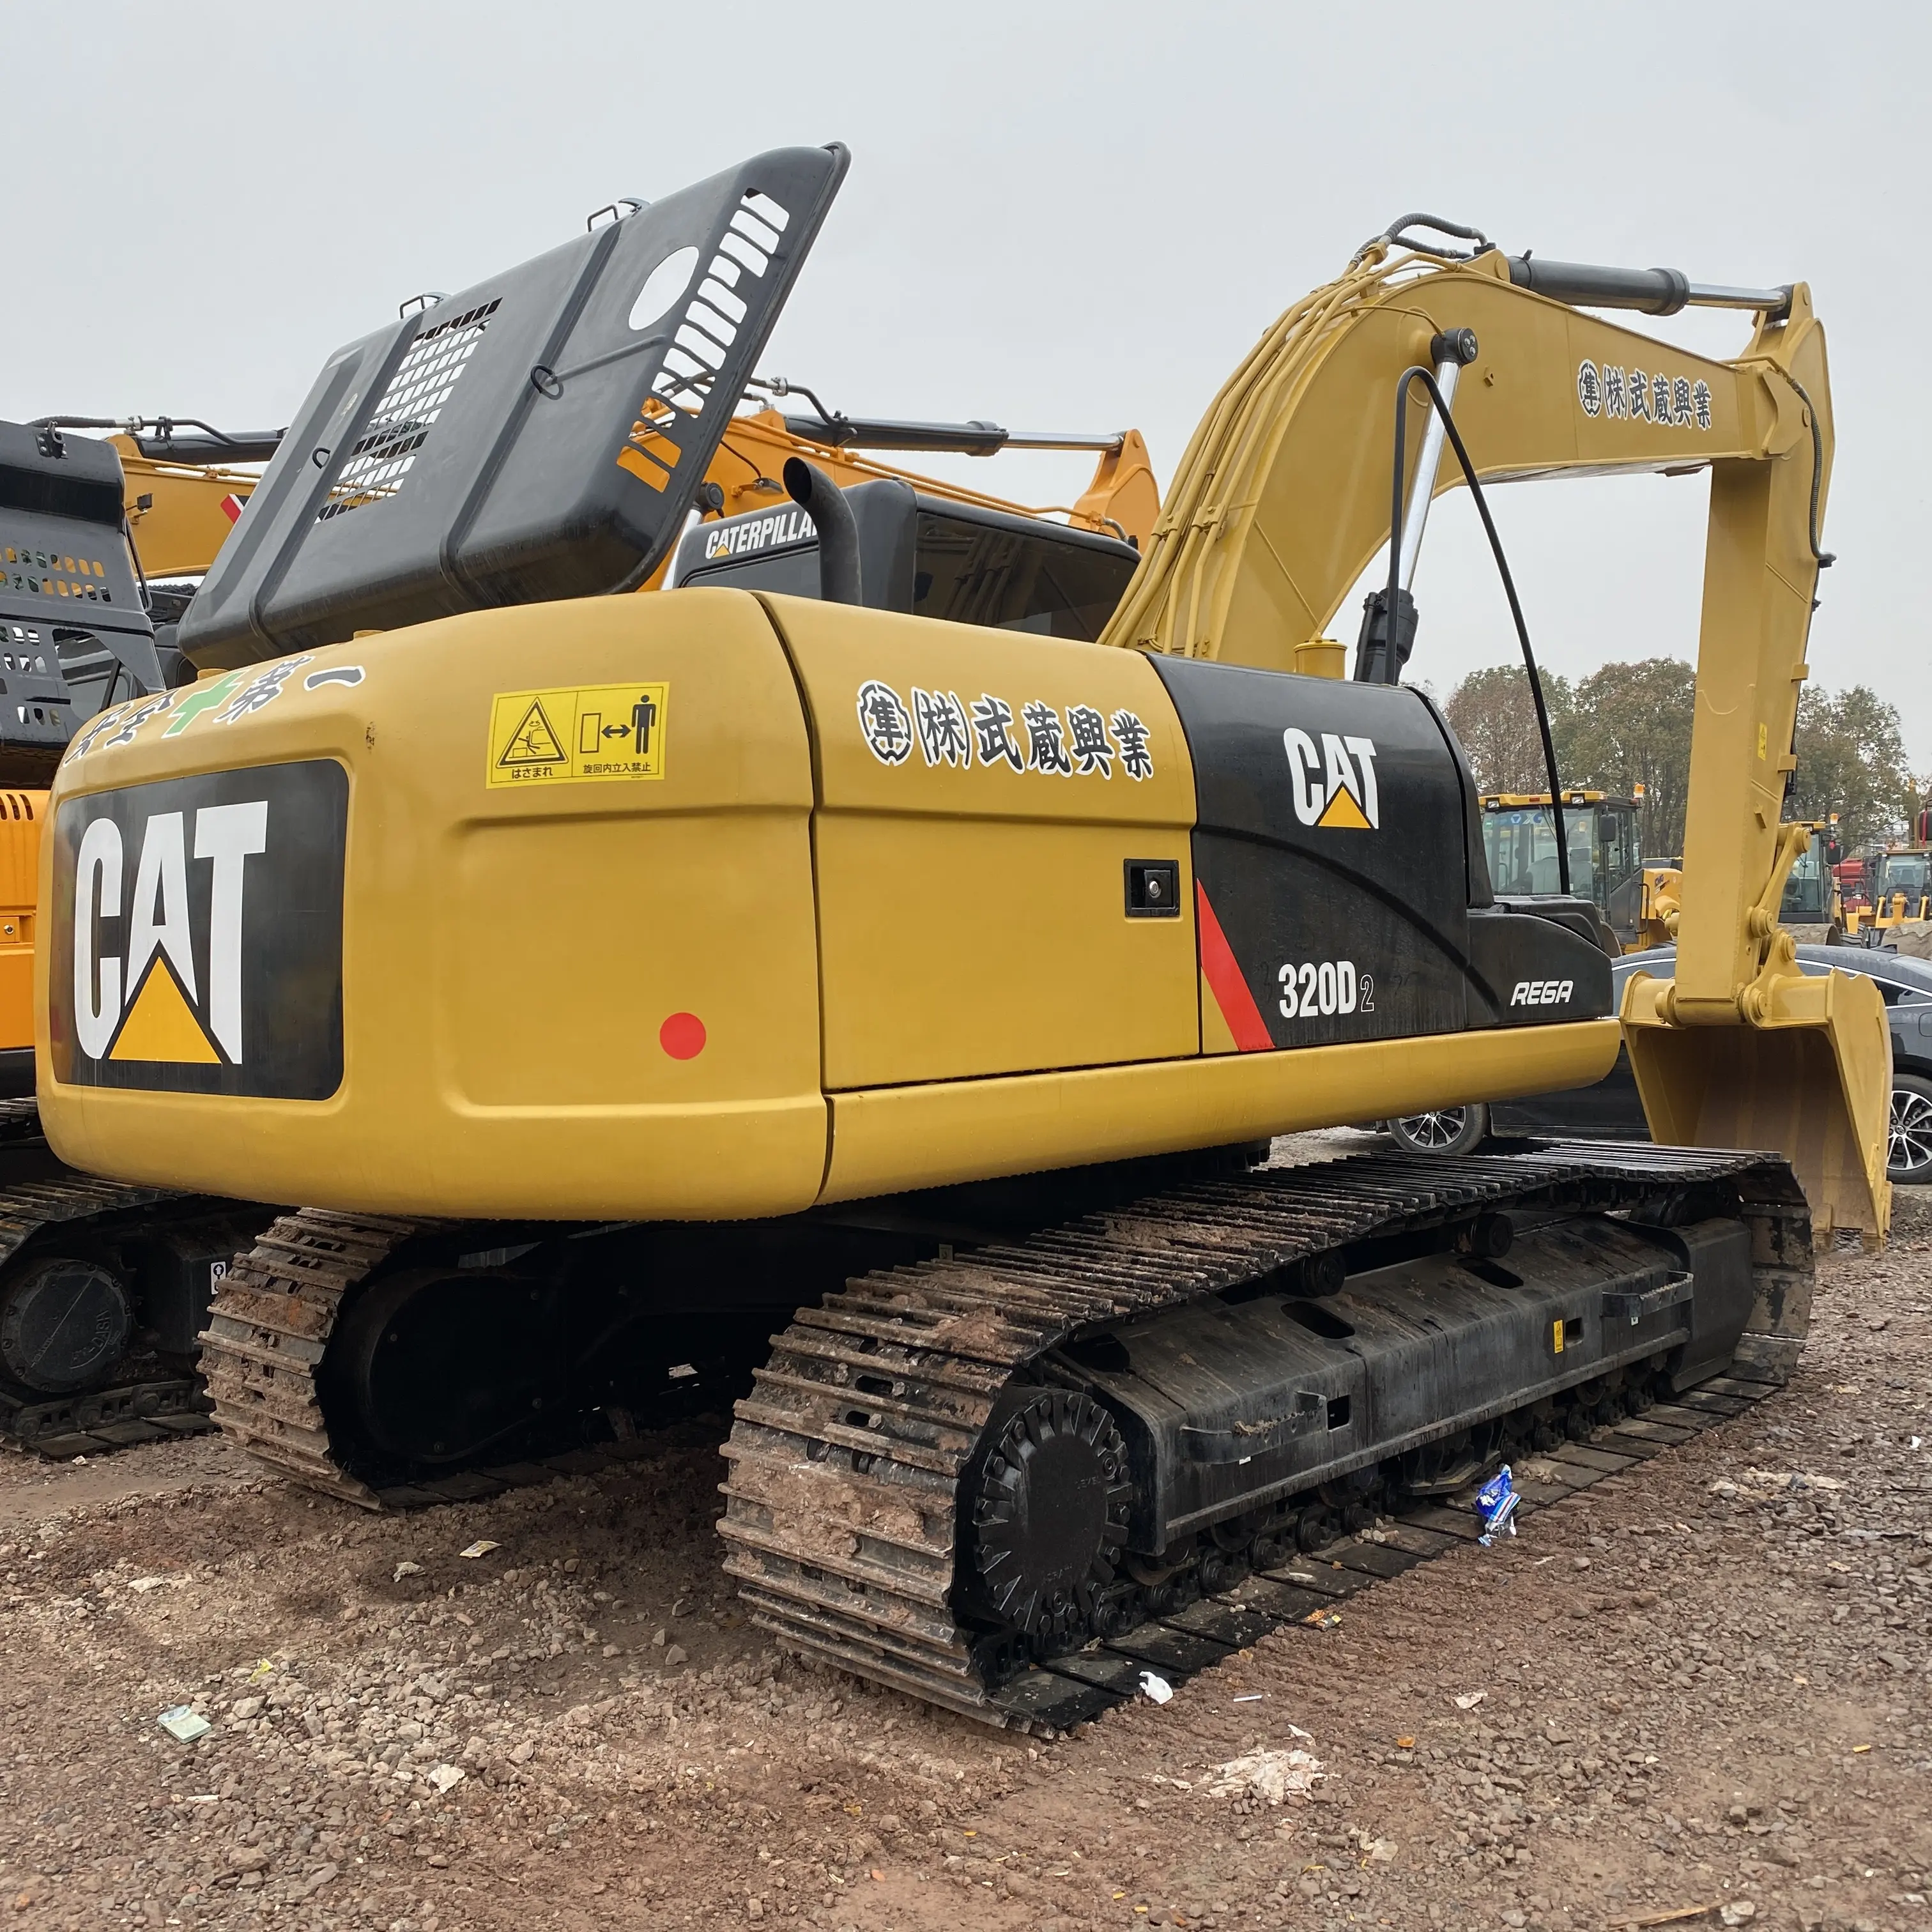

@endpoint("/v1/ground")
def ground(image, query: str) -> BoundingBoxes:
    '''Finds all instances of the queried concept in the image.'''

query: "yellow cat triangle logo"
[108,956,222,1064]
[1315,785,1374,831]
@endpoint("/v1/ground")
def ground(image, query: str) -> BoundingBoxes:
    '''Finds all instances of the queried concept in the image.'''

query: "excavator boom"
[1098,234,1887,1238]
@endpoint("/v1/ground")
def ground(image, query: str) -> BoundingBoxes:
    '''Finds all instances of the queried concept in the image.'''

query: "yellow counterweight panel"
[37,593,829,1220]
[753,594,1200,1089]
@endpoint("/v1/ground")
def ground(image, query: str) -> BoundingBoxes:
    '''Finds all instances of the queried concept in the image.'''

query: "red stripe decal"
[1196,880,1273,1053]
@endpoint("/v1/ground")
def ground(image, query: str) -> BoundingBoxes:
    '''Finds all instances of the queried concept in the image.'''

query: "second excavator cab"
[672,480,1140,640]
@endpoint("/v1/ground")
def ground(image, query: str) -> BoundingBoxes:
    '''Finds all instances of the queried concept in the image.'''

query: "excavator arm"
[1100,234,1889,1240]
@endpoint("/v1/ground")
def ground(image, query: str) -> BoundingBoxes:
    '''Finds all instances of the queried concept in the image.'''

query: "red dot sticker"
[659,1012,706,1060]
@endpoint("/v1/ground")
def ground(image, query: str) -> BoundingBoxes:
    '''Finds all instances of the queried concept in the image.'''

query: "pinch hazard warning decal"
[486,682,668,788]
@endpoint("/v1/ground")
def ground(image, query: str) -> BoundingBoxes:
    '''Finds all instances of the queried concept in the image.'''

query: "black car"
[1387,944,1932,1184]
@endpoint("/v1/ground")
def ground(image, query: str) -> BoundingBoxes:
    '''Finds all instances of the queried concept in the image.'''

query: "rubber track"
[199,1208,438,1507]
[0,1100,199,1456]
[717,1143,1808,1728]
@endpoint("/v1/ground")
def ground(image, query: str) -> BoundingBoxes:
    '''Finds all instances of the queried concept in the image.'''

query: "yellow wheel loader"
[36,148,1889,1724]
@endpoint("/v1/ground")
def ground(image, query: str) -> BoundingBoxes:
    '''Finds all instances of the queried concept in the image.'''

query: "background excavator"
[34,146,1889,1727]
[0,420,280,1452]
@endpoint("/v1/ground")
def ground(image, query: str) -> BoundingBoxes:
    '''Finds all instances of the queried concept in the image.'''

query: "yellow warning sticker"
[487,682,668,788]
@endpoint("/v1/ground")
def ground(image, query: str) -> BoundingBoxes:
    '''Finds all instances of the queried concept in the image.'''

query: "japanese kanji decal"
[857,680,1154,780]
[970,694,1024,772]
[1578,358,1712,432]
[856,680,914,766]
[910,687,972,769]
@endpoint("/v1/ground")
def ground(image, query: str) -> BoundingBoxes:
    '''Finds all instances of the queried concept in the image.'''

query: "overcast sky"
[14,2,1925,763]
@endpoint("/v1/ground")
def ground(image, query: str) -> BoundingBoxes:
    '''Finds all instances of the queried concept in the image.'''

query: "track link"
[199,1208,438,1506]
[718,1144,1809,1726]
[0,1097,204,1456]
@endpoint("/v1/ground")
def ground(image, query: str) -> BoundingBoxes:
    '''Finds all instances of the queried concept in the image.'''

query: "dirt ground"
[1,1178,1928,1932]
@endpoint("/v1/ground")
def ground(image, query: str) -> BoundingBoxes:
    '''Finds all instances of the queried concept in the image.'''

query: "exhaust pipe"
[782,457,862,605]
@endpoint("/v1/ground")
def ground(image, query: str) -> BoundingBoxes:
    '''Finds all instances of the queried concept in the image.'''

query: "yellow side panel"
[443,811,818,1115]
[40,594,828,1222]
[753,594,1200,1089]
[826,1020,1621,1201]
[0,947,30,1054]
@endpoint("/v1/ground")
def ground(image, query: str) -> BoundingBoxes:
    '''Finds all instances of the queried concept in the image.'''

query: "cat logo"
[71,803,263,1068]
[1283,728,1380,831]
[50,761,347,1101]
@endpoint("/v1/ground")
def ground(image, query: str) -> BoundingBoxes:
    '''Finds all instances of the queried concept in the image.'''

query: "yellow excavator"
[36,148,1888,1726]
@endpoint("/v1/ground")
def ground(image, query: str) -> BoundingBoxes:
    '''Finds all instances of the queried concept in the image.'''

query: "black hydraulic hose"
[782,457,862,606]
[1386,365,1570,897]
[1782,376,1836,571]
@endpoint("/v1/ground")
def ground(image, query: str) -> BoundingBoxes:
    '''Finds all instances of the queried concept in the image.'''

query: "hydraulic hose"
[1384,365,1570,898]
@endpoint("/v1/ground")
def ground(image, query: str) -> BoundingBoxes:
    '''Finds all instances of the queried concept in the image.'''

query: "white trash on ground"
[1206,1746,1325,1802]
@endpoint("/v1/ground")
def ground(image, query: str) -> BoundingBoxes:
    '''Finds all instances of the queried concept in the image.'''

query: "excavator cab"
[671,480,1140,638]
[1480,792,1644,947]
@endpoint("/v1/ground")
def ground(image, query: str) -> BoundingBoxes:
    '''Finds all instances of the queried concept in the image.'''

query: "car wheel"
[1888,1073,1932,1184]
[1388,1103,1490,1157]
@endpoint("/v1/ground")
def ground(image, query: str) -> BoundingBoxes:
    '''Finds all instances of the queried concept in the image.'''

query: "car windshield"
[1880,854,1930,900]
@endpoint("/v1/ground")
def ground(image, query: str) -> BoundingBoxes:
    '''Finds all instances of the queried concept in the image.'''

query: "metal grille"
[319,298,502,521]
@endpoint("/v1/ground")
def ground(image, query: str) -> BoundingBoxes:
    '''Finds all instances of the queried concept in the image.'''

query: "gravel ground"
[0,1186,1926,1932]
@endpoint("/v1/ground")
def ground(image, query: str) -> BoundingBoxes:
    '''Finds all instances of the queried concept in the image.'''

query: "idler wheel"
[963,1388,1131,1654]
[0,1255,132,1395]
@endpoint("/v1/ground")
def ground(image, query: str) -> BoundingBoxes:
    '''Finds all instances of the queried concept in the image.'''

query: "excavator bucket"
[1622,963,1892,1245]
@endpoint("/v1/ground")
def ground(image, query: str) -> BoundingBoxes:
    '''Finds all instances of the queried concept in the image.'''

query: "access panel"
[1151,658,1473,1054]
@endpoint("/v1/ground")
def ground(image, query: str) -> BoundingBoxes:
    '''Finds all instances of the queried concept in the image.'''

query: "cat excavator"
[36,146,1889,1724]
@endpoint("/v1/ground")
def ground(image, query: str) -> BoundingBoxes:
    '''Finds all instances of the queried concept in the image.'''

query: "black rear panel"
[1153,657,1474,1046]
[49,760,347,1100]
[179,146,849,668]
